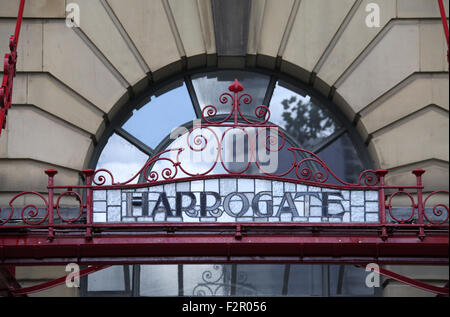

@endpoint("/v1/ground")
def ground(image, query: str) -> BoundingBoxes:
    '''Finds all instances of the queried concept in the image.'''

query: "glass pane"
[123,82,196,148]
[287,265,323,296]
[149,126,300,179]
[329,265,375,296]
[316,133,365,184]
[185,264,229,296]
[234,265,284,296]
[192,71,270,118]
[96,133,149,184]
[269,81,342,150]
[88,266,126,291]
[83,264,379,296]
[139,265,179,296]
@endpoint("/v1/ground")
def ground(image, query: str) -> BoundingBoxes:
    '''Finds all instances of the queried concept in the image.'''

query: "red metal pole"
[14,0,26,43]
[412,169,426,240]
[377,266,449,296]
[45,169,58,241]
[438,0,449,44]
[376,169,389,240]
[0,0,26,137]
[82,169,95,240]
[438,0,449,66]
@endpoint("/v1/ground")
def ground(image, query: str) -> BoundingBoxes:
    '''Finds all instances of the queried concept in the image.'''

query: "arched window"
[93,69,371,184]
[83,69,376,297]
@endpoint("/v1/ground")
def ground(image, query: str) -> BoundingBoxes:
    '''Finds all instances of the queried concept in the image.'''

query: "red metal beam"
[0,233,447,266]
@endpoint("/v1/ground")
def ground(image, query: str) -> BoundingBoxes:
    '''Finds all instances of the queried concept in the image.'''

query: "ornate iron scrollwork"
[192,265,256,296]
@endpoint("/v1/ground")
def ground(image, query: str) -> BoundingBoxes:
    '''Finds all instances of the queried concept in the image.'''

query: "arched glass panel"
[317,133,365,184]
[192,70,270,117]
[269,81,344,150]
[123,82,196,148]
[96,133,149,184]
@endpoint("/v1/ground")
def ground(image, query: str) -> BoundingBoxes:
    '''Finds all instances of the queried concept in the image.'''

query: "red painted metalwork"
[9,265,110,296]
[360,265,449,296]
[0,234,448,265]
[0,0,25,137]
[0,79,448,297]
[0,266,24,297]
[89,78,380,188]
[438,0,449,65]
[1,80,447,237]
[83,169,95,240]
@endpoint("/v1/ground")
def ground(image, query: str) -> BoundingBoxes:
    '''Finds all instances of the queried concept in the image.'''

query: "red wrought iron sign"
[0,79,448,295]
[0,0,448,298]
[0,78,448,254]
[0,0,25,137]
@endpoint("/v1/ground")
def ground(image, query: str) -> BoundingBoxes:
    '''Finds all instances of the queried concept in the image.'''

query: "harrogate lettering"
[124,190,346,219]
[92,179,380,223]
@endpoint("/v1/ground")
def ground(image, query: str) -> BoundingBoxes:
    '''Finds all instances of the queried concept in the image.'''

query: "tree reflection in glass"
[281,96,337,149]
[269,82,342,150]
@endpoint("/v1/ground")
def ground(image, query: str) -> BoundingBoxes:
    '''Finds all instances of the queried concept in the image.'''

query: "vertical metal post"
[281,264,291,296]
[376,169,389,240]
[437,0,449,66]
[336,265,345,295]
[233,85,239,125]
[230,264,237,296]
[45,169,58,241]
[82,169,95,240]
[228,79,243,126]
[412,169,426,240]
[132,264,141,297]
[178,264,184,296]
[321,264,330,297]
[123,265,131,295]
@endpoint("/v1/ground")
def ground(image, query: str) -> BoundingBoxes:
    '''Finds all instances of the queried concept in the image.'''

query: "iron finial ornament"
[228,78,244,93]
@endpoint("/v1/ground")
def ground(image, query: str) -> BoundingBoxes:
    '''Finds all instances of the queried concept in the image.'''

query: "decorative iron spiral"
[238,93,252,106]
[254,105,270,123]
[202,105,218,120]
[358,170,379,186]
[423,191,449,224]
[93,169,115,186]
[295,158,329,183]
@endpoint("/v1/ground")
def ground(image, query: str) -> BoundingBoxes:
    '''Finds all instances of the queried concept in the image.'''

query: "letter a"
[365,3,380,28]
[365,263,380,288]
